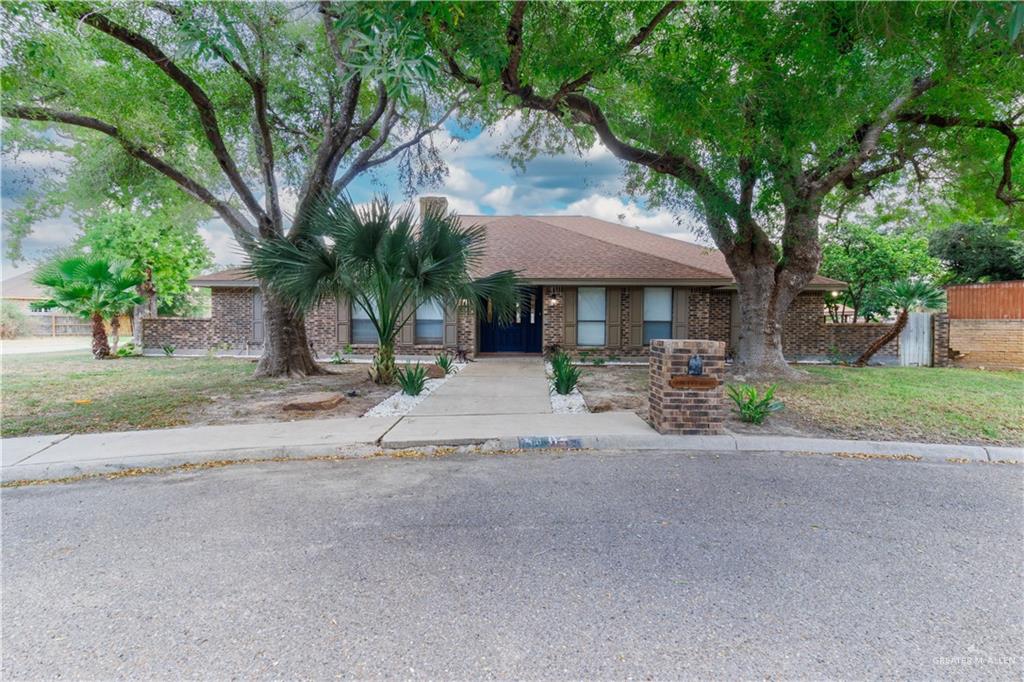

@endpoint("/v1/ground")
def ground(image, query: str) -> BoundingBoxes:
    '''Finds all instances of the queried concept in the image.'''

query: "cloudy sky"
[1,115,706,278]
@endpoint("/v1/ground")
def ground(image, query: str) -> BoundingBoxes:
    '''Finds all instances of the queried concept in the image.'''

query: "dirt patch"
[189,364,394,426]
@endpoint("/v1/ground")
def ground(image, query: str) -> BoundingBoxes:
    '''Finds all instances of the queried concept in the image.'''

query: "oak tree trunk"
[725,208,821,379]
[254,288,323,378]
[90,312,110,359]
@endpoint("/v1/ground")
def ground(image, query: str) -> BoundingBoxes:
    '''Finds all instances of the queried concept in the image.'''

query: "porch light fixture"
[831,291,839,297]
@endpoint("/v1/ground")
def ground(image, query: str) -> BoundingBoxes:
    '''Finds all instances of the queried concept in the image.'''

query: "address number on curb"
[669,375,719,389]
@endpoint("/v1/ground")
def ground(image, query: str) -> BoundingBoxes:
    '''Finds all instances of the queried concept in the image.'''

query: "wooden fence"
[946,281,1024,320]
[27,313,133,337]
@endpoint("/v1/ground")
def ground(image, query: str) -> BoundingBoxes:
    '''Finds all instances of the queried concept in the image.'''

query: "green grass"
[1,352,280,437]
[767,366,1024,446]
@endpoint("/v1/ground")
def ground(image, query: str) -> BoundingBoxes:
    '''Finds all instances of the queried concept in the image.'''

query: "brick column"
[931,312,949,367]
[648,339,726,435]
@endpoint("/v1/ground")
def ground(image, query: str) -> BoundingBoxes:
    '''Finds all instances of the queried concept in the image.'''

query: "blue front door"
[479,287,543,353]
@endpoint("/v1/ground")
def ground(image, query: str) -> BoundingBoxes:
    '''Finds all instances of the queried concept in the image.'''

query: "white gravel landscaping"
[362,363,466,418]
[545,361,589,414]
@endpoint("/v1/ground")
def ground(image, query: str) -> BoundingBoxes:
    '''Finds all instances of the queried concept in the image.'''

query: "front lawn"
[0,352,393,438]
[578,364,1024,446]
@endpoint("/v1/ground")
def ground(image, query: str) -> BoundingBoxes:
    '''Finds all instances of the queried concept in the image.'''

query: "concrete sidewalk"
[3,409,1019,482]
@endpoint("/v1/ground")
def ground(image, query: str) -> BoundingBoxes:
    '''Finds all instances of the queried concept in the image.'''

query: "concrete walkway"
[409,357,552,416]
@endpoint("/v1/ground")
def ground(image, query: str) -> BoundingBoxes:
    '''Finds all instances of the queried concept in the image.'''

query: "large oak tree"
[436,1,1022,375]
[2,0,460,376]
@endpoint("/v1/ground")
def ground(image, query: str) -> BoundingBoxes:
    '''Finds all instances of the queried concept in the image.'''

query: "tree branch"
[332,97,462,193]
[551,1,683,103]
[808,75,937,196]
[69,5,271,230]
[894,112,1021,206]
[4,104,256,245]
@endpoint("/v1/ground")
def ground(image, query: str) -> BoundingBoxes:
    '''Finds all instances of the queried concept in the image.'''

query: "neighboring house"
[2,268,133,337]
[142,197,846,359]
[1,269,46,314]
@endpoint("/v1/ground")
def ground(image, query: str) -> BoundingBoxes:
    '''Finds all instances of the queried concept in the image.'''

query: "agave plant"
[855,279,945,366]
[31,257,144,359]
[250,196,523,384]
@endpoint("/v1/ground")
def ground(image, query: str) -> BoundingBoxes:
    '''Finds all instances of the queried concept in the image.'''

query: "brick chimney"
[419,196,448,217]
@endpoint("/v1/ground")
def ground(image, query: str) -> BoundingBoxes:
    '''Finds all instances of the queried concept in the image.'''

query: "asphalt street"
[2,449,1021,679]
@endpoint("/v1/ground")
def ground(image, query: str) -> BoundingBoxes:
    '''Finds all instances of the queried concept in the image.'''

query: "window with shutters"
[415,298,444,344]
[351,297,379,344]
[577,287,606,346]
[643,287,672,344]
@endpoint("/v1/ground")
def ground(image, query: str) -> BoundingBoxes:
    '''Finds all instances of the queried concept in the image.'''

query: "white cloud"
[481,185,516,213]
[556,193,708,244]
[442,163,486,196]
[198,221,244,267]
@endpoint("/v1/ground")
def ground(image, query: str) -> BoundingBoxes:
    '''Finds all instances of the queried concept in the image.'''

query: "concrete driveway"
[0,336,92,355]
[2,449,1020,679]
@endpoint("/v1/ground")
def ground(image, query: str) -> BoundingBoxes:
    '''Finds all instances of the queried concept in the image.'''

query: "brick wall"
[141,317,213,350]
[708,291,732,348]
[305,299,337,355]
[823,323,898,360]
[932,313,950,367]
[542,286,829,360]
[950,319,1024,369]
[211,288,257,346]
[457,305,477,357]
[542,287,565,350]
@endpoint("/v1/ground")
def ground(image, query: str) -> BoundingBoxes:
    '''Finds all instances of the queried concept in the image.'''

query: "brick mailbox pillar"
[648,339,727,435]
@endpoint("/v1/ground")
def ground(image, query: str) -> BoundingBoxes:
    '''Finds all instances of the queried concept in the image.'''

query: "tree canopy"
[73,208,213,317]
[820,223,943,323]
[436,1,1022,374]
[2,0,464,376]
[927,220,1024,284]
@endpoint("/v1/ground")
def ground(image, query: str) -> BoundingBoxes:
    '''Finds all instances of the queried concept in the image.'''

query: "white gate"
[899,312,932,367]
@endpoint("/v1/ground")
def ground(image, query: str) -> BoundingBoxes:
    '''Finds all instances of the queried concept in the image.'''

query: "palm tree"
[855,279,945,366]
[250,196,523,384]
[32,257,145,359]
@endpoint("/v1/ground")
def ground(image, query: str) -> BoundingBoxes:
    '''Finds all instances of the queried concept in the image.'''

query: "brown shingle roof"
[192,215,845,288]
[1,270,45,300]
[189,267,258,287]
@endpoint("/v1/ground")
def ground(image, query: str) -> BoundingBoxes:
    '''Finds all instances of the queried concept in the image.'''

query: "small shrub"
[330,351,349,364]
[591,356,606,366]
[397,363,428,396]
[161,344,176,357]
[115,341,138,357]
[435,352,455,375]
[343,344,354,355]
[578,350,591,363]
[727,384,784,425]
[607,354,620,362]
[0,302,31,339]
[550,351,582,395]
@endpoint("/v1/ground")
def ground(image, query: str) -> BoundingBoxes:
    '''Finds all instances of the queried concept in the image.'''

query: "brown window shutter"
[629,287,644,346]
[443,303,458,347]
[399,300,415,345]
[606,287,622,348]
[672,288,689,339]
[252,291,265,342]
[336,296,351,345]
[729,292,740,353]
[563,286,577,348]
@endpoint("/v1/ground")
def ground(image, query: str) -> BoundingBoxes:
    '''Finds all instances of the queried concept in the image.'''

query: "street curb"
[485,433,1020,464]
[4,433,1018,484]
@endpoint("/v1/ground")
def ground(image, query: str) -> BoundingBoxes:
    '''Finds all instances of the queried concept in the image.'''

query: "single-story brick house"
[143,197,849,359]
